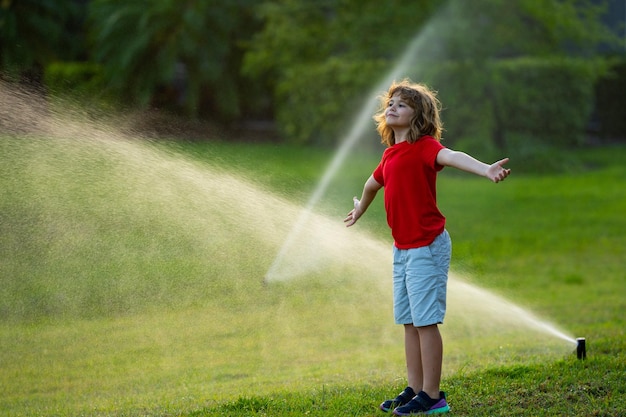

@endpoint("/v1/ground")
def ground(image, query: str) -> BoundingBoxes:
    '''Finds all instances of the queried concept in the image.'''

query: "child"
[344,79,510,415]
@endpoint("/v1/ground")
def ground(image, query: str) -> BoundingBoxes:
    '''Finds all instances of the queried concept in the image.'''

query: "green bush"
[595,58,626,142]
[427,56,608,155]
[44,61,106,98]
[491,56,606,147]
[43,61,124,117]
[423,60,495,147]
[275,57,387,146]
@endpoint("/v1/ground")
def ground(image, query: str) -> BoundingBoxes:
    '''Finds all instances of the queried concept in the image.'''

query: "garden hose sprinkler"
[576,337,586,360]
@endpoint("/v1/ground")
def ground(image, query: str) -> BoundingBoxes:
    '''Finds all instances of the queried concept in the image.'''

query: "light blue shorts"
[393,230,451,327]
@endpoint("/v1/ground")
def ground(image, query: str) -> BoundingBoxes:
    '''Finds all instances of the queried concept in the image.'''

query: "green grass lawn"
[0,135,624,416]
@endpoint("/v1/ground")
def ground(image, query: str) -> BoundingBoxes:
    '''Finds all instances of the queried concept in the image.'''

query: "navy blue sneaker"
[393,390,450,415]
[379,386,416,412]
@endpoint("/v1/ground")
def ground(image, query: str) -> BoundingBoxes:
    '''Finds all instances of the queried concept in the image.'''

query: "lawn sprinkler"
[576,337,586,360]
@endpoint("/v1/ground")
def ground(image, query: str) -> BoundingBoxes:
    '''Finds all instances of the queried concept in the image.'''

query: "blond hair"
[373,79,443,147]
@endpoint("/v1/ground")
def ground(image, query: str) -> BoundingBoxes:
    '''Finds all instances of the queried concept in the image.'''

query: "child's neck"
[393,128,410,144]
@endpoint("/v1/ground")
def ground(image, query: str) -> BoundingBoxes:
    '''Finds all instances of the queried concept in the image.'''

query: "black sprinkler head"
[576,337,586,360]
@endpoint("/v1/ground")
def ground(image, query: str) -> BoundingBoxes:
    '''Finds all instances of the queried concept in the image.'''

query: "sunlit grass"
[1,137,624,416]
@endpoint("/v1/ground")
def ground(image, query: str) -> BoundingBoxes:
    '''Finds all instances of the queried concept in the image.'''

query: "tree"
[0,0,81,83]
[88,0,257,120]
[244,0,621,149]
[243,0,441,145]
[425,0,619,152]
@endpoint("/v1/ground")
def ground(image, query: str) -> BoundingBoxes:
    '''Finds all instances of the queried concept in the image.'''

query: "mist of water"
[0,8,582,411]
[0,80,393,319]
[263,0,577,348]
[1,77,576,347]
[265,8,445,282]
[0,78,581,417]
[448,280,576,345]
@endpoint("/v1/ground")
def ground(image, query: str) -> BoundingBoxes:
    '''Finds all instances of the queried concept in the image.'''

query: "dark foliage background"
[1,0,624,154]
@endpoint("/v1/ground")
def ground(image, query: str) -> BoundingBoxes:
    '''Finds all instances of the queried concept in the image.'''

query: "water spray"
[264,8,445,283]
[576,337,586,360]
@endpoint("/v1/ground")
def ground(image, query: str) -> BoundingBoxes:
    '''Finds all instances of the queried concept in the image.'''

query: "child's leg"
[416,323,443,400]
[404,324,423,392]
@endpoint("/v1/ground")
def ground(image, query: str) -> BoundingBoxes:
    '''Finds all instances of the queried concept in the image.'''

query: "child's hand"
[344,197,362,227]
[487,158,511,183]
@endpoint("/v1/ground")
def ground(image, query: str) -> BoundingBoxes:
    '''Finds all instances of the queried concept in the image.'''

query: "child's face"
[385,92,414,129]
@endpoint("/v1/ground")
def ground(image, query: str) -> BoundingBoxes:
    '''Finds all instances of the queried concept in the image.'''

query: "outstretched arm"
[344,175,382,227]
[436,148,511,183]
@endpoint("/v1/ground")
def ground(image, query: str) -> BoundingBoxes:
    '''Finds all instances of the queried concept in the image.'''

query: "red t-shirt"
[372,136,446,249]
